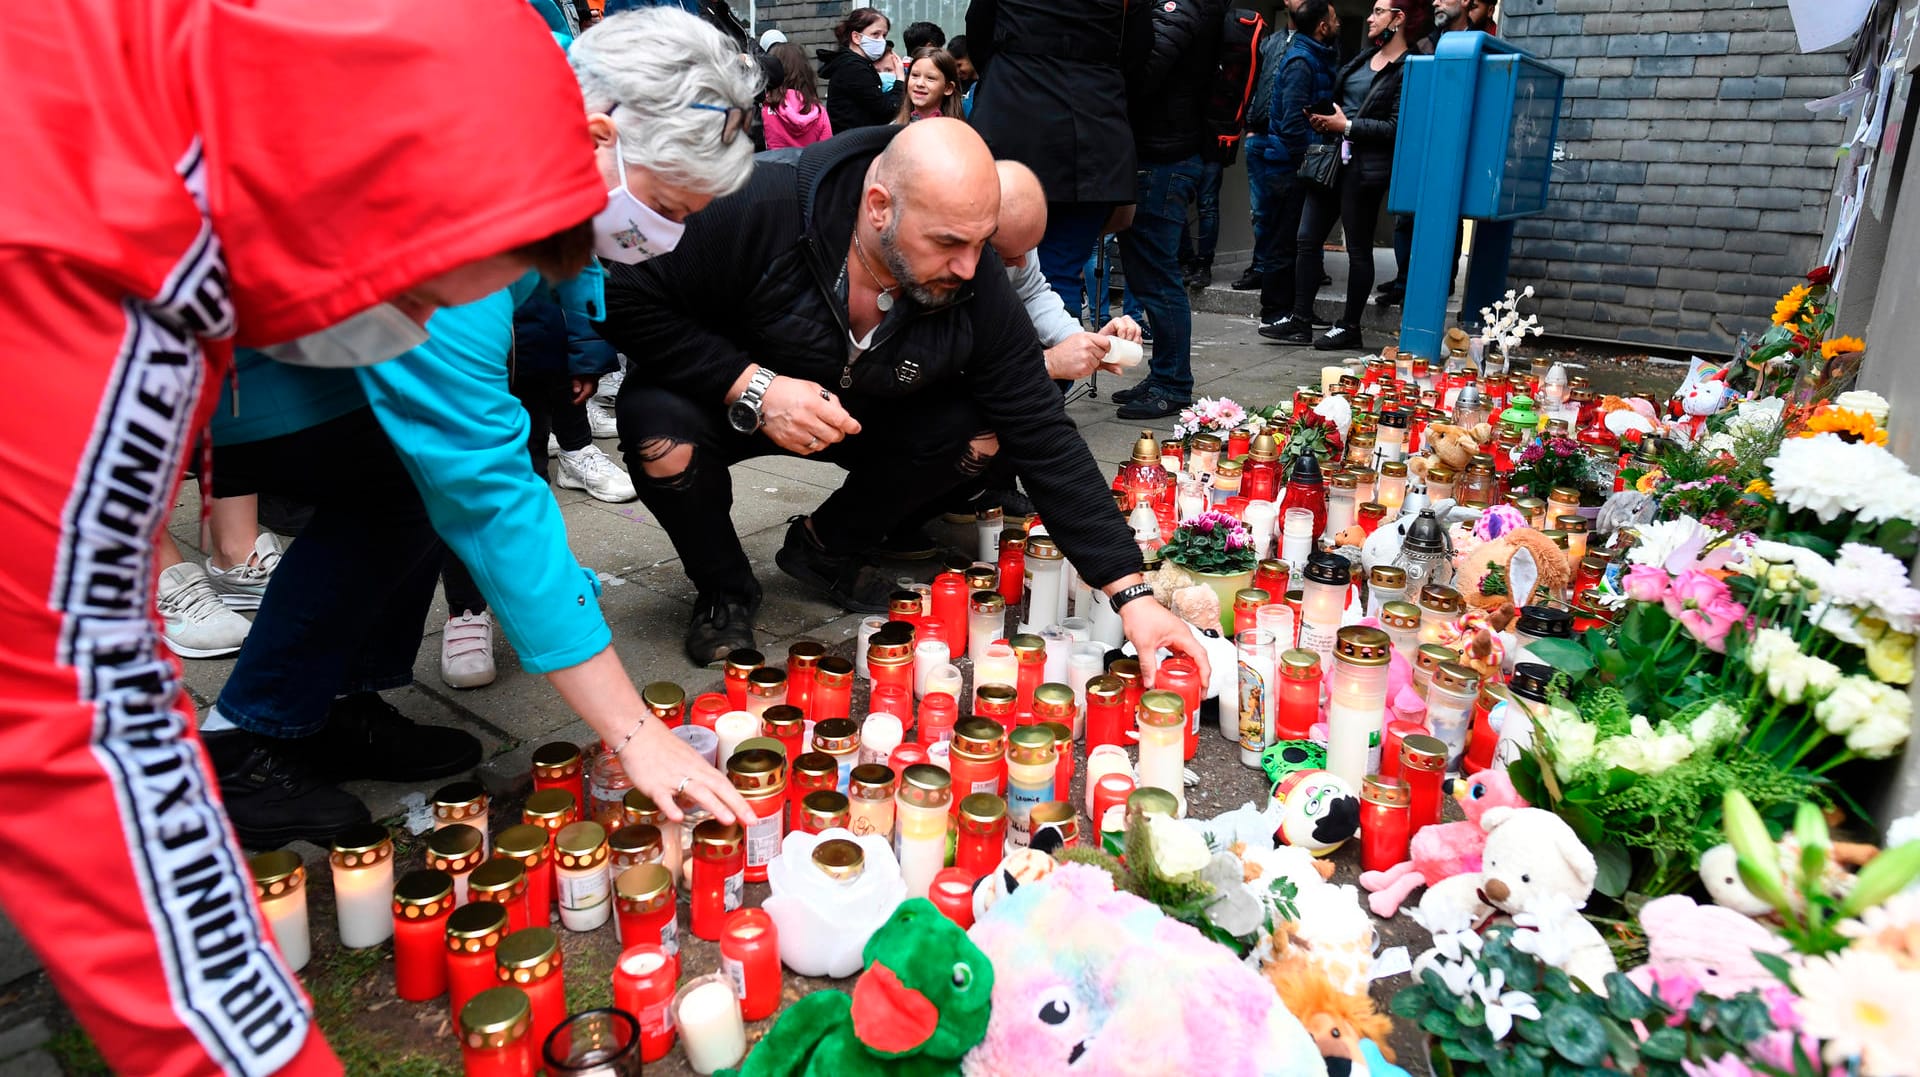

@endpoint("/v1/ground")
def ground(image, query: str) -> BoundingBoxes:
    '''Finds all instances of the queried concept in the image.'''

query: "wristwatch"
[1109,581,1156,614]
[727,367,777,434]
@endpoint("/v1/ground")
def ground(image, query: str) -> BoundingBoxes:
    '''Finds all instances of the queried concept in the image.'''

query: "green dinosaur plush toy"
[724,898,994,1077]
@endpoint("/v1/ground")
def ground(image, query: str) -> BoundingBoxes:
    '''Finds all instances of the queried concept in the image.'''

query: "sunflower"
[1821,335,1866,359]
[1773,284,1812,326]
[1744,478,1774,500]
[1802,406,1887,445]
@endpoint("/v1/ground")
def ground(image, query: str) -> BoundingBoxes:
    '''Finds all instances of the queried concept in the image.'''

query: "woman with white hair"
[198,4,765,853]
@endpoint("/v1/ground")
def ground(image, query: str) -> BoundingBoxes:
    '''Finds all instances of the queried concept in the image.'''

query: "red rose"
[1807,265,1834,286]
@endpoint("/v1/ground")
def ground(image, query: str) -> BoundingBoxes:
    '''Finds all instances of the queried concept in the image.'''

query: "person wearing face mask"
[0,2,613,1073]
[1294,0,1427,352]
[818,7,902,133]
[192,7,760,854]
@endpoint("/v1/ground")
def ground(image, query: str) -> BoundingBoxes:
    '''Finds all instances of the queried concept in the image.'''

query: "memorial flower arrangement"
[1160,509,1258,575]
[1476,285,1545,367]
[1276,410,1344,476]
[1173,395,1249,441]
[1509,434,1596,501]
[1737,266,1868,404]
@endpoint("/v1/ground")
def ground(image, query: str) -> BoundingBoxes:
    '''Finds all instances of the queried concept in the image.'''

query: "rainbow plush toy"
[962,863,1328,1077]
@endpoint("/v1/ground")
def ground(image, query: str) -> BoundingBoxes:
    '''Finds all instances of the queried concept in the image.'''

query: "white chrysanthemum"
[1766,434,1920,525]
[1835,389,1891,427]
[1815,675,1912,740]
[1791,948,1920,1075]
[1626,514,1711,567]
[1746,539,1833,583]
[1700,432,1736,455]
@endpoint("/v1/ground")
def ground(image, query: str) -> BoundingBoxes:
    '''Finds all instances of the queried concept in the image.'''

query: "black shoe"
[1258,316,1314,344]
[1376,277,1403,295]
[1137,319,1154,344]
[1184,263,1213,289]
[775,516,898,614]
[1229,267,1263,291]
[686,590,759,667]
[313,693,483,783]
[872,525,938,560]
[1321,274,1333,288]
[206,730,372,848]
[1110,383,1154,405]
[1374,289,1403,308]
[1115,386,1189,421]
[1314,325,1364,351]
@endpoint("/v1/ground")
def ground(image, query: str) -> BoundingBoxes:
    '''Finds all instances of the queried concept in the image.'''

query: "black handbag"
[1299,141,1342,191]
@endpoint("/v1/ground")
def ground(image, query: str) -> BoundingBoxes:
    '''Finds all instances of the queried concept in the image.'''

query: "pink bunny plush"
[1357,768,1528,917]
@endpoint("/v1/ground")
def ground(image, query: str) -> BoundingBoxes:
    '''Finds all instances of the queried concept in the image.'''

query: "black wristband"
[1108,581,1156,614]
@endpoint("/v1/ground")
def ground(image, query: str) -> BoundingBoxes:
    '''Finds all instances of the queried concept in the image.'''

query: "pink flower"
[1682,1054,1758,1077]
[1623,565,1671,603]
[1664,569,1730,614]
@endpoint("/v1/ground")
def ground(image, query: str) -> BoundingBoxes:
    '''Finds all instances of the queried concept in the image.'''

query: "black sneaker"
[206,730,372,849]
[872,525,939,560]
[1184,263,1213,289]
[686,590,759,667]
[1258,316,1314,344]
[312,693,483,783]
[1115,386,1189,421]
[775,516,898,614]
[1110,383,1155,405]
[1314,325,1364,351]
[1374,289,1403,308]
[1228,267,1263,291]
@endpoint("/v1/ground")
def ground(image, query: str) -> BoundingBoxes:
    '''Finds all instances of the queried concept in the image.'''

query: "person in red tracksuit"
[0,2,608,1073]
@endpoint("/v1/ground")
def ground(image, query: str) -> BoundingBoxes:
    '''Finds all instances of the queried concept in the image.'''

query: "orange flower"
[1821,335,1865,359]
[1801,406,1887,445]
[1745,478,1774,500]
[1773,284,1812,327]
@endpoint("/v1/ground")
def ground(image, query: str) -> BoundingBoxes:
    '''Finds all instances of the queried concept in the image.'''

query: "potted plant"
[1160,509,1258,634]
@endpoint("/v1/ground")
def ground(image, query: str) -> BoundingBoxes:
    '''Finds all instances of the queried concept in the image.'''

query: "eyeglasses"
[688,102,749,146]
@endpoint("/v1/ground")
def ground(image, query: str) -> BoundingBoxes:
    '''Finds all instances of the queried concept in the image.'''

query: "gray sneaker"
[204,532,281,609]
[158,563,251,658]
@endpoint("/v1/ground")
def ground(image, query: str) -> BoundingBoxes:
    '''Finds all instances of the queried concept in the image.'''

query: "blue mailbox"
[1386,32,1565,359]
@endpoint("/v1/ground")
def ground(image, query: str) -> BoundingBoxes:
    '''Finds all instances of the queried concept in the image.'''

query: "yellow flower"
[1774,284,1812,326]
[1863,620,1916,685]
[1746,478,1774,500]
[1802,406,1888,446]
[1634,467,1665,494]
[1822,335,1866,359]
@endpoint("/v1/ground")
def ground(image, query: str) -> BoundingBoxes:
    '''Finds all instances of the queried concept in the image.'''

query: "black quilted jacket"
[597,126,1143,587]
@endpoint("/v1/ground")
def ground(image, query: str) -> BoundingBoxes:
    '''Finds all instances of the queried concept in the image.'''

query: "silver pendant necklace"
[851,232,898,312]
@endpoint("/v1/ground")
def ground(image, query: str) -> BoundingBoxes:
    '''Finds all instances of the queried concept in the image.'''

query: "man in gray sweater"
[992,160,1143,380]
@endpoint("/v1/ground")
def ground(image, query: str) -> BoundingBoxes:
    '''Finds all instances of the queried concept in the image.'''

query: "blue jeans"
[1244,138,1292,276]
[1119,156,1204,400]
[1036,201,1112,318]
[210,408,444,739]
[1083,238,1147,327]
[1178,160,1226,266]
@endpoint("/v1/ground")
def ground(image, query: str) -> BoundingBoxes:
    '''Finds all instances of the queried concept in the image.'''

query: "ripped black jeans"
[615,382,995,603]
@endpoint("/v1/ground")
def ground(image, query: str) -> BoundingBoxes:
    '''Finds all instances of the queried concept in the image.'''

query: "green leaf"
[1391,988,1432,1019]
[1753,950,1796,987]
[1595,649,1630,677]
[1640,1027,1687,1061]
[1441,1036,1487,1063]
[1601,973,1656,1021]
[1602,1020,1642,1071]
[1528,637,1596,676]
[1543,1004,1610,1066]
[1455,997,1487,1029]
[1508,755,1548,808]
[1593,843,1633,899]
[1423,1009,1464,1039]
[1778,531,1837,559]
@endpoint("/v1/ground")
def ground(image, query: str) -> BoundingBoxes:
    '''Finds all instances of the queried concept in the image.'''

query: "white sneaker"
[593,366,625,408]
[556,444,637,503]
[586,401,619,439]
[204,533,282,610]
[157,563,251,658]
[547,433,561,458]
[440,609,497,688]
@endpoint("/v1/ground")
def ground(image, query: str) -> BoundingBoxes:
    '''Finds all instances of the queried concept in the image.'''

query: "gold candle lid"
[812,718,860,753]
[495,927,561,979]
[869,633,916,662]
[530,741,583,777]
[1137,690,1186,727]
[812,838,865,881]
[1512,496,1546,517]
[1555,514,1589,533]
[468,857,527,902]
[1280,649,1320,679]
[1023,535,1063,561]
[959,793,1008,826]
[609,824,663,863]
[1416,643,1460,673]
[786,640,827,668]
[1248,431,1278,461]
[640,681,686,717]
[1381,600,1422,630]
[814,656,854,688]
[801,790,852,829]
[621,789,665,827]
[1127,787,1180,819]
[898,764,953,809]
[493,824,550,864]
[1032,683,1076,720]
[736,736,786,760]
[1107,657,1141,684]
[1543,530,1569,549]
[1418,584,1464,613]
[1234,588,1271,610]
[249,850,304,898]
[329,823,394,868]
[523,788,578,827]
[966,569,1001,595]
[1030,800,1076,832]
[1401,734,1449,772]
[1381,460,1408,477]
[761,705,805,738]
[723,649,765,676]
[793,752,840,784]
[745,667,787,698]
[692,819,744,859]
[614,862,673,908]
[554,821,609,869]
[1008,633,1047,657]
[849,763,895,800]
[446,901,509,950]
[1434,661,1482,694]
[1550,485,1581,502]
[393,869,455,916]
[1369,565,1408,588]
[1335,626,1394,666]
[727,747,786,792]
[1086,674,1124,704]
[1215,457,1243,478]
[1007,725,1058,764]
[1361,774,1411,807]
[427,824,485,872]
[1189,432,1223,452]
[432,780,488,822]
[951,718,1005,757]
[1040,721,1073,754]
[974,683,1017,711]
[460,987,532,1048]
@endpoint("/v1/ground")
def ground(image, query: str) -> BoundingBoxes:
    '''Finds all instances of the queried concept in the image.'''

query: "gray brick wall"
[1500,0,1848,353]
[752,1,848,66]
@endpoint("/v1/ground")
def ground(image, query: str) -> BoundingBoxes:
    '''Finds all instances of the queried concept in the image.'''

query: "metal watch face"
[727,400,760,434]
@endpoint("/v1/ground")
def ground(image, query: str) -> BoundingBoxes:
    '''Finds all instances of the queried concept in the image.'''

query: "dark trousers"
[211,409,442,739]
[1118,156,1204,401]
[1036,201,1113,318]
[442,365,586,615]
[1178,159,1226,266]
[1256,176,1311,323]
[615,383,993,603]
[1244,138,1290,277]
[1296,174,1389,330]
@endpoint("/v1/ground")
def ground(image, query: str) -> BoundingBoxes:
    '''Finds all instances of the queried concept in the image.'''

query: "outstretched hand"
[617,718,755,826]
[1119,595,1212,687]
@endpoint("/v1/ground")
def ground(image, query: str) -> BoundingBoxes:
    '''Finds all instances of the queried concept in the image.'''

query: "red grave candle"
[458,987,536,1077]
[790,754,839,833]
[720,909,781,1021]
[1108,660,1144,738]
[690,820,745,941]
[690,692,730,731]
[997,534,1026,605]
[762,706,806,775]
[614,863,678,957]
[917,692,958,746]
[1153,657,1203,761]
[785,641,825,717]
[392,870,455,1001]
[1401,735,1448,836]
[931,570,971,662]
[446,901,510,1026]
[1091,773,1135,835]
[723,650,763,710]
[955,793,1008,878]
[889,742,930,775]
[493,825,553,930]
[1084,675,1128,753]
[529,742,584,815]
[1255,560,1291,604]
[1276,649,1323,740]
[973,684,1017,733]
[929,867,978,929]
[1379,719,1427,781]
[1360,775,1413,872]
[494,929,564,1062]
[947,720,1007,805]
[612,946,678,1064]
[1009,635,1047,720]
[869,684,913,730]
[810,658,854,723]
[641,681,686,729]
[1227,428,1251,459]
[468,857,531,933]
[1465,683,1508,775]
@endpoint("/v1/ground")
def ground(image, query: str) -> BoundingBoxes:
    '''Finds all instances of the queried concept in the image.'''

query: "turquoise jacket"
[212,269,613,674]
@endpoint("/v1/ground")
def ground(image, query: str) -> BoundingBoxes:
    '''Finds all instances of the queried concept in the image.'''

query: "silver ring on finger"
[675,775,693,797]
[807,436,820,451]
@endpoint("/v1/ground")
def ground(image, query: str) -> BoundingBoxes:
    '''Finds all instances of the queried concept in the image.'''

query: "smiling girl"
[894,47,963,123]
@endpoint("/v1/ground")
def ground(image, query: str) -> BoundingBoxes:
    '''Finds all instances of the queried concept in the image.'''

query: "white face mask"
[593,135,687,265]
[256,302,430,368]
[859,36,886,60]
